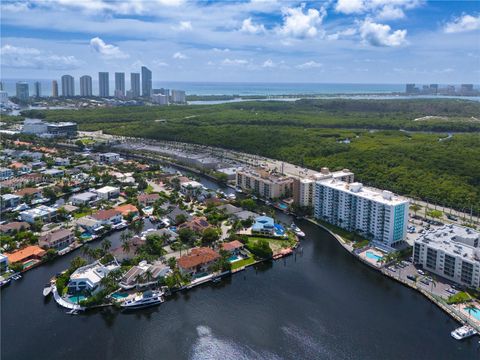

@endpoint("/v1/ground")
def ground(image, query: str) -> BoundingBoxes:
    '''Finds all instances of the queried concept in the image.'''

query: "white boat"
[121,290,164,310]
[43,283,53,297]
[290,223,306,238]
[451,325,477,340]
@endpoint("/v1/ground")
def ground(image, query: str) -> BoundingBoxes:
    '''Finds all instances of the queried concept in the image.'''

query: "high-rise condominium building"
[16,82,29,102]
[141,66,152,97]
[170,89,186,103]
[34,81,41,98]
[61,75,75,97]
[130,73,140,98]
[80,75,93,97]
[115,72,125,97]
[52,80,59,97]
[314,180,409,248]
[236,168,294,200]
[99,72,109,97]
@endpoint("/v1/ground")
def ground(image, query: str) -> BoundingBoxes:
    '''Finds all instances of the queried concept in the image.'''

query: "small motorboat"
[290,223,305,238]
[451,325,477,340]
[0,278,11,288]
[212,276,222,283]
[43,283,53,297]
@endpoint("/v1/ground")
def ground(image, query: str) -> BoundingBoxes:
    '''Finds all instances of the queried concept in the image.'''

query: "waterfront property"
[119,261,171,290]
[5,245,46,268]
[67,261,120,295]
[413,225,480,289]
[178,247,220,276]
[358,248,385,268]
[91,209,123,226]
[94,185,120,200]
[314,180,409,249]
[71,191,98,206]
[19,205,57,224]
[39,228,75,250]
[236,167,294,200]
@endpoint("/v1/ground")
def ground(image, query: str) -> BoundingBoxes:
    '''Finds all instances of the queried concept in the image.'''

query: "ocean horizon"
[2,79,478,97]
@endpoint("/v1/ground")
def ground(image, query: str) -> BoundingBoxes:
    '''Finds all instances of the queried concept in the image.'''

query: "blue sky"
[1,0,479,83]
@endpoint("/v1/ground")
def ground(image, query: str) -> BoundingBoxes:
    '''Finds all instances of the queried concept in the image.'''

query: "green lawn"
[247,236,297,254]
[231,256,256,270]
[447,291,472,304]
[73,210,93,219]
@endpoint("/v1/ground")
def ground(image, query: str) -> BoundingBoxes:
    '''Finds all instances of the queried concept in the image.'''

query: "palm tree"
[143,269,154,284]
[410,203,421,217]
[429,275,437,293]
[121,239,131,253]
[101,239,112,253]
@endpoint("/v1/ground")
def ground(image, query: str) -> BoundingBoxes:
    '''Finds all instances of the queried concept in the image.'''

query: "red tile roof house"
[178,247,220,276]
[91,209,123,226]
[0,221,31,234]
[221,240,244,256]
[137,193,160,206]
[14,187,43,201]
[114,204,139,219]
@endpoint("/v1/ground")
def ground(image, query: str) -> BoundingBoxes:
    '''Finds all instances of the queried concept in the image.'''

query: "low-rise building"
[137,193,160,206]
[91,209,123,226]
[42,168,64,177]
[0,221,30,234]
[1,194,21,210]
[5,245,46,266]
[76,216,104,234]
[180,180,203,197]
[114,204,139,218]
[39,228,75,250]
[19,205,57,224]
[413,225,480,289]
[178,247,220,276]
[54,157,70,166]
[67,261,119,294]
[251,215,275,236]
[95,186,120,200]
[119,261,171,290]
[0,167,13,180]
[9,162,31,175]
[0,253,8,272]
[95,152,120,164]
[221,240,244,256]
[71,192,98,206]
[177,217,211,233]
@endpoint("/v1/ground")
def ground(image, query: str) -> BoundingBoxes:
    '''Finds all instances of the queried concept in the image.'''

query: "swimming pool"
[112,293,128,299]
[228,255,241,263]
[277,203,288,210]
[80,233,92,240]
[464,306,480,321]
[274,224,285,236]
[23,260,37,269]
[68,295,86,304]
[365,251,383,262]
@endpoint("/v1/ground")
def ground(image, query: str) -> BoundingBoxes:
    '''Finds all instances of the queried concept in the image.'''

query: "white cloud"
[240,18,266,34]
[376,5,405,20]
[444,14,480,33]
[212,48,230,52]
[296,61,323,69]
[277,4,326,38]
[262,59,276,68]
[173,21,192,31]
[327,27,357,40]
[359,19,407,47]
[172,52,188,59]
[335,0,365,14]
[153,60,169,67]
[90,37,129,59]
[1,44,82,70]
[222,58,248,65]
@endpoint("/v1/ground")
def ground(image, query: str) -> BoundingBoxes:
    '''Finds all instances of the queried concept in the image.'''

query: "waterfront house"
[166,206,192,224]
[9,162,31,175]
[137,193,160,206]
[92,209,123,226]
[5,245,46,267]
[71,191,98,206]
[1,194,21,210]
[76,216,104,234]
[119,261,171,290]
[114,204,139,219]
[42,168,65,178]
[14,187,43,202]
[252,215,275,236]
[67,261,120,294]
[221,240,244,256]
[94,152,120,164]
[178,247,220,276]
[54,158,70,166]
[39,228,75,250]
[177,217,211,234]
[0,221,30,234]
[95,186,120,200]
[180,180,203,197]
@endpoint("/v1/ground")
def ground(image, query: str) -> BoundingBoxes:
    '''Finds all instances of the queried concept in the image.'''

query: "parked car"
[407,275,416,281]
[418,269,425,275]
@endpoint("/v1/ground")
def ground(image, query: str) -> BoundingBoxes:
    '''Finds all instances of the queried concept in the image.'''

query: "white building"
[180,180,203,196]
[71,192,98,206]
[67,261,120,294]
[0,253,8,272]
[0,91,8,104]
[414,225,480,288]
[314,180,409,248]
[236,168,294,200]
[151,93,168,105]
[95,186,120,200]
[170,89,186,103]
[0,167,13,180]
[95,153,120,164]
[22,119,48,135]
[20,205,57,224]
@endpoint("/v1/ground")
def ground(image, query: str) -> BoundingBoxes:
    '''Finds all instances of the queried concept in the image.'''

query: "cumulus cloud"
[277,4,326,38]
[1,44,82,70]
[90,37,129,59]
[335,0,422,20]
[296,60,323,69]
[359,19,407,47]
[240,18,266,34]
[222,58,248,65]
[172,52,188,59]
[262,59,276,68]
[444,14,480,33]
[212,48,230,52]
[327,27,357,40]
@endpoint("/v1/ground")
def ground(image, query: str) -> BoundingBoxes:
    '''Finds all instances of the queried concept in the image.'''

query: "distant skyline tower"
[61,75,75,97]
[99,72,109,97]
[141,66,152,97]
[52,80,59,97]
[80,75,93,97]
[16,81,29,102]
[34,81,41,98]
[130,73,140,98]
[115,72,125,97]
[0,81,4,91]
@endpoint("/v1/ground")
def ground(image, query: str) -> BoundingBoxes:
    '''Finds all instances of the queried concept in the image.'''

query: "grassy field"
[247,236,297,254]
[230,255,256,270]
[21,99,480,214]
